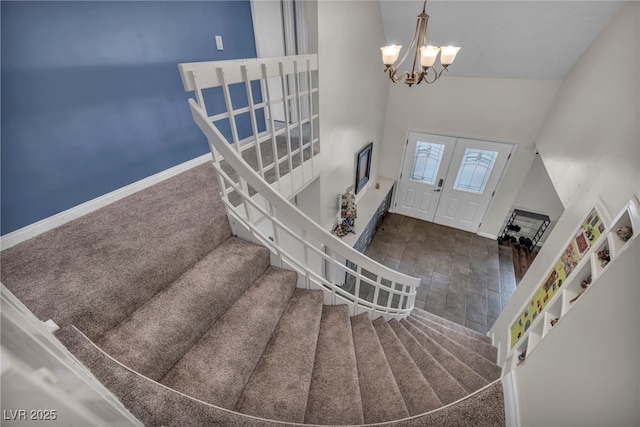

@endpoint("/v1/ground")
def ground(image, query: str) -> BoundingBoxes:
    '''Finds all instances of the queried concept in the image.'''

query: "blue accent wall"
[1,1,259,235]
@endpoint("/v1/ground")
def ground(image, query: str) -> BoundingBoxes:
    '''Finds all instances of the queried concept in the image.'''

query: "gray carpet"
[160,267,297,409]
[351,313,409,423]
[235,289,324,423]
[372,317,443,415]
[1,160,505,426]
[96,237,271,381]
[1,162,231,340]
[56,324,506,427]
[304,305,364,425]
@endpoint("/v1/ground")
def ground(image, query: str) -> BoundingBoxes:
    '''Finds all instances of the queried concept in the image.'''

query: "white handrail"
[180,56,421,319]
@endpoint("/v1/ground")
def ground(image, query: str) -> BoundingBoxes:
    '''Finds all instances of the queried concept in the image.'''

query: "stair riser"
[372,317,442,415]
[400,319,488,394]
[406,316,501,382]
[411,313,497,362]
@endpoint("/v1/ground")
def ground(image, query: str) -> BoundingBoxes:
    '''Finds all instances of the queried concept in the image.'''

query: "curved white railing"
[179,55,420,319]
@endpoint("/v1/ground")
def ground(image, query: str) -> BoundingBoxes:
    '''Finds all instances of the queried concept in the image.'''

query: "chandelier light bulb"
[440,46,461,66]
[419,45,440,68]
[381,45,402,66]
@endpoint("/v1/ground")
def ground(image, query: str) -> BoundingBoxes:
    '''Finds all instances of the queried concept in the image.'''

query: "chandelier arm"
[386,68,411,84]
[410,12,429,76]
[420,66,449,84]
[394,11,422,73]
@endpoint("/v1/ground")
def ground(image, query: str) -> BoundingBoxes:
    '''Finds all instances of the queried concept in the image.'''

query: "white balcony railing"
[178,55,420,320]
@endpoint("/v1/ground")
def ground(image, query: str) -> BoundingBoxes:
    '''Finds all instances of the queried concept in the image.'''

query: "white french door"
[396,132,513,233]
[395,133,457,222]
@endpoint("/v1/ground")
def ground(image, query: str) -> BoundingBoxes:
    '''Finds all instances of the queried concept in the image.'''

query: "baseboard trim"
[477,231,498,240]
[1,154,212,250]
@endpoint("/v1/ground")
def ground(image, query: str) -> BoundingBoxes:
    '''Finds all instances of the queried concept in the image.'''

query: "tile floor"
[364,213,517,334]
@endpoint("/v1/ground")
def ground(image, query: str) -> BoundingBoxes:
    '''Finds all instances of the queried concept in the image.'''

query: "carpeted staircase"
[1,162,504,426]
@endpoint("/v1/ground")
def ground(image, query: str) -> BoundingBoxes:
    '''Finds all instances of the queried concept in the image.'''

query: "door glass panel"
[453,148,498,194]
[410,141,445,185]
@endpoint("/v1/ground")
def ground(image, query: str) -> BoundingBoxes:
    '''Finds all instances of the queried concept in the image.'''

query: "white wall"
[491,1,640,359]
[294,177,322,224]
[516,238,640,427]
[490,3,640,424]
[315,1,391,229]
[509,154,565,244]
[380,76,562,237]
[536,3,640,213]
[251,1,285,58]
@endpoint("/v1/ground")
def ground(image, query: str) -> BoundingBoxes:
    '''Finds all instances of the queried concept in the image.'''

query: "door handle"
[434,189,441,192]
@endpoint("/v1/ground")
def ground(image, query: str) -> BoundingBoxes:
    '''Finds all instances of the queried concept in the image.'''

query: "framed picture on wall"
[355,142,373,194]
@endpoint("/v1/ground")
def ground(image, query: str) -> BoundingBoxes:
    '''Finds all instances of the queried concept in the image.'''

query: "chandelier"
[381,0,460,86]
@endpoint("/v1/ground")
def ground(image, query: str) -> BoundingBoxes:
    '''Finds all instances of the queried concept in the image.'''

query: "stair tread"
[351,313,409,423]
[389,319,467,405]
[400,319,488,394]
[304,305,364,425]
[372,317,442,415]
[412,307,492,344]
[410,313,497,363]
[160,267,297,408]
[235,289,324,423]
[407,317,501,382]
[96,237,270,380]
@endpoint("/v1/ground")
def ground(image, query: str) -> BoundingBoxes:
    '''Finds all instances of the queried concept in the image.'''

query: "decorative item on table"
[340,193,357,219]
[334,191,357,237]
[616,226,633,242]
[332,217,355,237]
[597,249,610,267]
[341,196,357,219]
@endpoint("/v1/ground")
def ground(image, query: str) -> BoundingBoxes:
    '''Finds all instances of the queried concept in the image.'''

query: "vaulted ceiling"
[379,1,624,80]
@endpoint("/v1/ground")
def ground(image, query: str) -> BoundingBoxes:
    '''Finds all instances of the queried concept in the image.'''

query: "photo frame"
[574,229,591,257]
[355,142,373,194]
